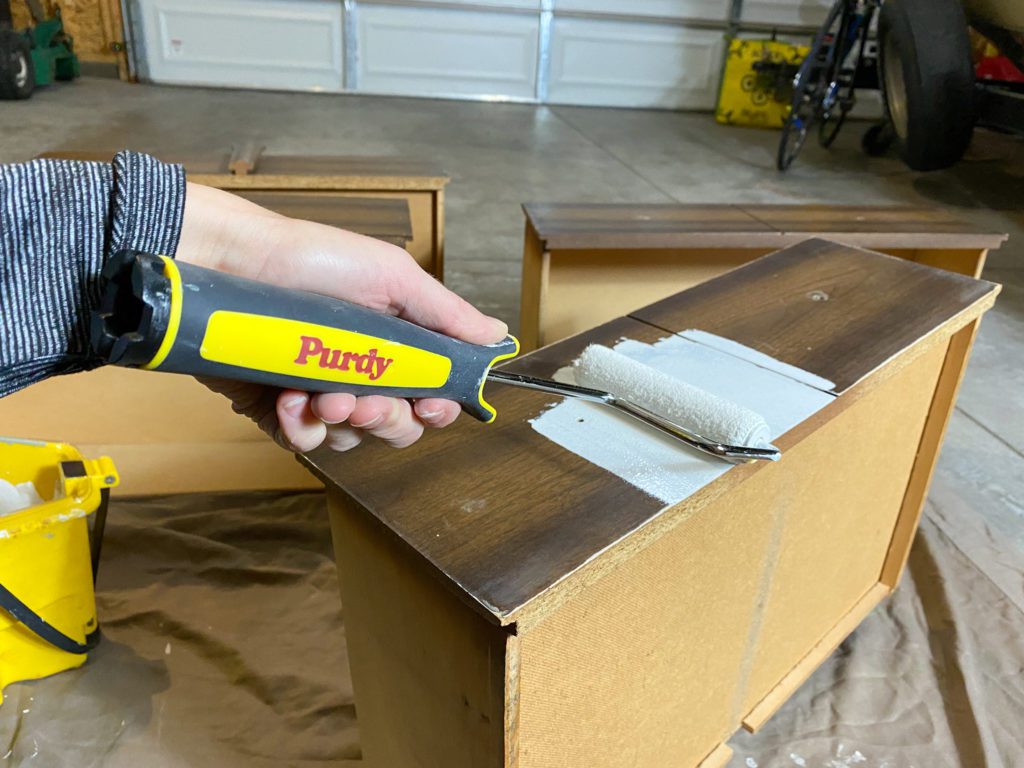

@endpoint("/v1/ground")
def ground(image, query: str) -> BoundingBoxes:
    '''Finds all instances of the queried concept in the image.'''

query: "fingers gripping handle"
[91,251,520,422]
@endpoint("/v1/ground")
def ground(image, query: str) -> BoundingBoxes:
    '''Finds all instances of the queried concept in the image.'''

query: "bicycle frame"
[777,0,879,170]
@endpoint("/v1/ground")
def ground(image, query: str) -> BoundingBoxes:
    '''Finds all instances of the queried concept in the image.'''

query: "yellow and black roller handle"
[90,251,520,423]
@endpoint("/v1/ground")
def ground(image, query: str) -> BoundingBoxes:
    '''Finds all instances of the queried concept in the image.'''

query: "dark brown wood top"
[38,150,449,187]
[39,149,231,174]
[303,317,667,626]
[745,204,1008,249]
[253,155,448,183]
[523,203,776,249]
[523,203,1007,250]
[632,239,997,393]
[301,242,999,626]
[233,192,413,245]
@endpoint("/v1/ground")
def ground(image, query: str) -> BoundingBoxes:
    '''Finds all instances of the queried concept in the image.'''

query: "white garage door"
[130,0,834,109]
[135,0,345,91]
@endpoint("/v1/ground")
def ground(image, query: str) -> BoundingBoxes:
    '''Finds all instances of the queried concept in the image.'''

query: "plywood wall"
[11,0,128,76]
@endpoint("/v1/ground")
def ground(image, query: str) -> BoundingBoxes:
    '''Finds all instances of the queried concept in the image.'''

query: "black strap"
[90,489,110,584]
[0,581,95,655]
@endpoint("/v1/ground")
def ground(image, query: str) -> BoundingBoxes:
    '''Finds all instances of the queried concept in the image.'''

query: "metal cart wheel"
[0,30,34,100]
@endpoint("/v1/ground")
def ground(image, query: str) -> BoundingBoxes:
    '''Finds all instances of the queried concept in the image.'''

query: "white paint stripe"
[679,329,837,393]
[530,333,835,506]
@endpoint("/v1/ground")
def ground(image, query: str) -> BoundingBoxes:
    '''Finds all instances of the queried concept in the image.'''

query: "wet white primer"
[679,329,836,393]
[530,333,835,505]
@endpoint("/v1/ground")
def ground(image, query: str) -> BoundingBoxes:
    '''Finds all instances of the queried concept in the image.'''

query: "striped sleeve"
[0,151,185,398]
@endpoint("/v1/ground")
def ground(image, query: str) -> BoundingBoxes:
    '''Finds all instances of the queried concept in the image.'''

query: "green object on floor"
[0,1,80,100]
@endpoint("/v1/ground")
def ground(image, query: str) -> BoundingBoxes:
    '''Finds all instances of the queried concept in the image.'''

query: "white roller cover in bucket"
[574,344,773,449]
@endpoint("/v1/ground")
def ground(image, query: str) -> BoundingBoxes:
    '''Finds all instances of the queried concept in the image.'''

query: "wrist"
[175,182,283,278]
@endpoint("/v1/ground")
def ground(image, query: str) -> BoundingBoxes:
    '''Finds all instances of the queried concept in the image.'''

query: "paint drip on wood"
[529,331,835,506]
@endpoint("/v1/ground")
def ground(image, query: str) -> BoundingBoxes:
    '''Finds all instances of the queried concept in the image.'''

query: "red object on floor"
[976,55,1024,83]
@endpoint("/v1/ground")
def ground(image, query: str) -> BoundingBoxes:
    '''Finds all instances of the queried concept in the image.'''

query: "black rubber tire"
[0,31,34,100]
[862,121,895,157]
[777,97,811,171]
[878,0,974,171]
[818,108,847,149]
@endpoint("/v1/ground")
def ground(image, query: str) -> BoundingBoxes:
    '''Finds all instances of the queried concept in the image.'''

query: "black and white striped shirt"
[0,152,185,397]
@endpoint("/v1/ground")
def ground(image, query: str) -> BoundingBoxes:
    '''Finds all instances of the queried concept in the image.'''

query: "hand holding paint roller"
[94,244,777,463]
[2,163,771,462]
[171,183,510,453]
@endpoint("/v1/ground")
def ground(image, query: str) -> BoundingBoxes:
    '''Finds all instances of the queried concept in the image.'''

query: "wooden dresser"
[304,240,998,768]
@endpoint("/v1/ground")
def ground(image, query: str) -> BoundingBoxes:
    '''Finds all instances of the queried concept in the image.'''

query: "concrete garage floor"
[2,79,1023,764]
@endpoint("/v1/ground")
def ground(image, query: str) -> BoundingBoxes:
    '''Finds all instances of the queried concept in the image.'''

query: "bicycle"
[776,0,879,171]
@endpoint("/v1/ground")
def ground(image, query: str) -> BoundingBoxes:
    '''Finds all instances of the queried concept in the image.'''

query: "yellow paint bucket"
[0,437,118,706]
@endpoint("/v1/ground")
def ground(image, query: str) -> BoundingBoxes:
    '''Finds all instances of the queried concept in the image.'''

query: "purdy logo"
[294,336,394,381]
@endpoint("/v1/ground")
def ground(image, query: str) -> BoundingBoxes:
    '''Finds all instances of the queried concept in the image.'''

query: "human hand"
[175,183,508,453]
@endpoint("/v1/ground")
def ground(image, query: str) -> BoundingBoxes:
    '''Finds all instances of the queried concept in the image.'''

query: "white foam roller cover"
[574,344,773,448]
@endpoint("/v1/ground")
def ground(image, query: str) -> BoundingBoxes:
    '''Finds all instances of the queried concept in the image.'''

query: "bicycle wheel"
[777,90,815,171]
[819,4,875,148]
[818,105,848,148]
[776,1,845,170]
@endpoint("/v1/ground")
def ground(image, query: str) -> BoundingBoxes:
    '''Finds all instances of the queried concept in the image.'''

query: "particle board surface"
[0,367,259,445]
[514,342,944,767]
[880,321,981,588]
[515,452,777,767]
[329,489,508,768]
[302,243,1000,627]
[740,340,947,714]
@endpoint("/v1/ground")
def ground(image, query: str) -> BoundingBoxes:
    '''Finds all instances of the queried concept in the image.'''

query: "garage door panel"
[357,6,540,100]
[553,0,728,21]
[139,0,343,90]
[741,0,834,28]
[547,17,724,109]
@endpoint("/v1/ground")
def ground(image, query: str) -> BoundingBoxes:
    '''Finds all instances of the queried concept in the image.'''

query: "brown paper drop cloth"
[1,491,1022,768]
[0,492,359,768]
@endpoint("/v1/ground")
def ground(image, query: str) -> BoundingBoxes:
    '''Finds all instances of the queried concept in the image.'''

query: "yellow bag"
[0,438,118,705]
[716,37,810,128]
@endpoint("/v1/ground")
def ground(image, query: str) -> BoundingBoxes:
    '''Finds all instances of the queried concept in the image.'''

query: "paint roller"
[92,251,778,463]
[489,345,779,463]
[576,344,773,450]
